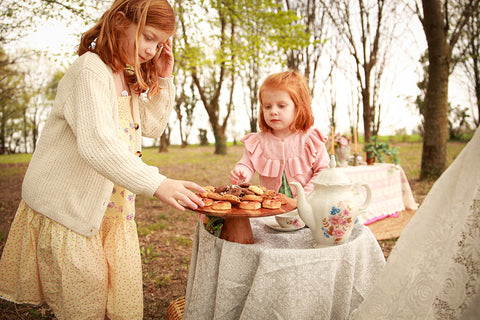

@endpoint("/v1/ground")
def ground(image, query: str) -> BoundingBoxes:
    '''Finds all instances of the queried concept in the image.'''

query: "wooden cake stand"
[191,198,297,244]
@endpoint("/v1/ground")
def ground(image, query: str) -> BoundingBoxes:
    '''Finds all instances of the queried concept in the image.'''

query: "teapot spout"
[289,182,315,229]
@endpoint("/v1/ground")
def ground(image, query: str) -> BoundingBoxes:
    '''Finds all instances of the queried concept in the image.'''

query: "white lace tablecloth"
[184,218,386,320]
[351,128,480,319]
[339,164,418,224]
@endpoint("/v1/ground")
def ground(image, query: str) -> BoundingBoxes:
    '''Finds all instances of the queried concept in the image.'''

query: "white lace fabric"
[352,128,480,319]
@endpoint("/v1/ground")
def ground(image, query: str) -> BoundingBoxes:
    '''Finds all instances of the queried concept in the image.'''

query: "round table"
[184,218,386,320]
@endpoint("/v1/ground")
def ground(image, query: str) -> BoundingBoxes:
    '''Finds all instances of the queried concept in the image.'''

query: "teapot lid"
[313,155,352,186]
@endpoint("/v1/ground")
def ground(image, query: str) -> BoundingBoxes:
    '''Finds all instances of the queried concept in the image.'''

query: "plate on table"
[264,218,305,232]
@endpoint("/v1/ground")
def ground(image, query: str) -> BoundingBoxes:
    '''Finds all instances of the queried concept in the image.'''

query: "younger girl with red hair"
[230,71,329,198]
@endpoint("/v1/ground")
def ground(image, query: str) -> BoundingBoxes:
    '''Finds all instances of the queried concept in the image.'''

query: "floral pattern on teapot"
[321,200,358,244]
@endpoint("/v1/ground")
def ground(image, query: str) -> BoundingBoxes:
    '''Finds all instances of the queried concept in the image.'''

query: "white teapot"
[290,156,372,247]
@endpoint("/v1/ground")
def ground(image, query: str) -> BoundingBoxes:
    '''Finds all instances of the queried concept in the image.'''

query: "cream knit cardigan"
[22,52,175,237]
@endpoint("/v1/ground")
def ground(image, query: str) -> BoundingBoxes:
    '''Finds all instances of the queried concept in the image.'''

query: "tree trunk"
[474,48,480,127]
[420,0,450,180]
[0,107,5,155]
[159,131,168,153]
[362,86,372,142]
[213,126,227,155]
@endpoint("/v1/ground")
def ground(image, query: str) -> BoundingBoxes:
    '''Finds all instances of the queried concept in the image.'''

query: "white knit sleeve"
[139,77,176,138]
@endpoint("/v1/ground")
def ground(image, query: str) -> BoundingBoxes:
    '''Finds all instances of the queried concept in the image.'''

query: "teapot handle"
[352,182,372,211]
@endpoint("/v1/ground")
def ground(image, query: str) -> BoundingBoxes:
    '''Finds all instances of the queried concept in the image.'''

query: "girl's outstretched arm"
[154,179,205,211]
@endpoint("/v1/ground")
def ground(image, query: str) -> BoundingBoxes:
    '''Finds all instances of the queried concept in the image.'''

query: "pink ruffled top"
[234,128,330,197]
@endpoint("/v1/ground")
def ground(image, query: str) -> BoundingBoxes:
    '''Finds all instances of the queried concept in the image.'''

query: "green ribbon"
[278,171,293,198]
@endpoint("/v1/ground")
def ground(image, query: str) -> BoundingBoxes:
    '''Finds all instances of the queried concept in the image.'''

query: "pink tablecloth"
[338,164,418,225]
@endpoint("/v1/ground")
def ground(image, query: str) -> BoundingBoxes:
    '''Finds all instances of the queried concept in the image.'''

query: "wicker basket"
[166,296,185,320]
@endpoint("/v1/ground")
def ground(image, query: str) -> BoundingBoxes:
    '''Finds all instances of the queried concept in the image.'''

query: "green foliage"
[173,235,193,246]
[140,243,160,263]
[205,216,223,237]
[1,0,103,44]
[0,48,28,153]
[154,274,172,288]
[44,70,65,101]
[137,220,167,237]
[363,135,400,165]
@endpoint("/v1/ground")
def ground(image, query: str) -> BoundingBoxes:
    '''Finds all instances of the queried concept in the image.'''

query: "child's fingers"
[235,170,246,184]
[182,181,205,194]
[166,198,186,211]
[230,171,244,185]
[238,171,246,180]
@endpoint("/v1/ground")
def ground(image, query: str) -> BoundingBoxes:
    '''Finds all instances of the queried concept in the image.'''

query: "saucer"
[264,219,305,232]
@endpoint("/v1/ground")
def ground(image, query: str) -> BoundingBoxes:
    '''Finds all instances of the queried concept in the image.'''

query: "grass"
[138,139,467,185]
[0,138,466,182]
[0,153,32,164]
[140,243,161,263]
[387,140,467,179]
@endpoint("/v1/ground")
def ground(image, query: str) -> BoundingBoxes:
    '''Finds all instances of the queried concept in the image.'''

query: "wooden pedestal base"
[220,216,254,244]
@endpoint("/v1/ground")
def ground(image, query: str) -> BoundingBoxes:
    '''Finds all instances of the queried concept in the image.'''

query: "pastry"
[204,191,222,200]
[242,194,263,202]
[239,201,261,210]
[199,185,216,197]
[203,185,216,192]
[226,186,243,197]
[276,193,288,204]
[221,194,241,204]
[263,193,288,205]
[262,199,282,209]
[241,188,255,195]
[201,198,214,206]
[212,201,232,210]
[215,185,230,193]
[248,185,264,195]
[264,189,276,196]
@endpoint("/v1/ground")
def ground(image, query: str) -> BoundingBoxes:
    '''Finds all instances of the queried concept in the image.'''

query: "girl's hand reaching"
[154,37,174,78]
[154,178,205,211]
[229,169,246,185]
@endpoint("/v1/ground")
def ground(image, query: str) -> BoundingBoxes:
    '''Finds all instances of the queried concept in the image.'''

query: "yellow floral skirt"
[0,186,143,320]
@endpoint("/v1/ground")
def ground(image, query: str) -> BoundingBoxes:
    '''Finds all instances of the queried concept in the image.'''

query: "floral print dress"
[100,96,144,319]
[0,96,144,320]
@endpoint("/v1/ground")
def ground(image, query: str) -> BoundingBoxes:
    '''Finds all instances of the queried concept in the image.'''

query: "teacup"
[275,210,305,229]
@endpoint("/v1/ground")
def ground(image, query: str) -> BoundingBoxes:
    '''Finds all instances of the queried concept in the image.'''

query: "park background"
[1,0,479,318]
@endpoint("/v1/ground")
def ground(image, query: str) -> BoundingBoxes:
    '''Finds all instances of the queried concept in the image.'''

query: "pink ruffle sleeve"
[285,128,328,177]
[242,133,282,178]
[292,129,329,196]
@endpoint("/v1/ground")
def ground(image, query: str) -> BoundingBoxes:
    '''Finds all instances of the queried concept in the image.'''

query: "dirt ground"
[0,160,430,319]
